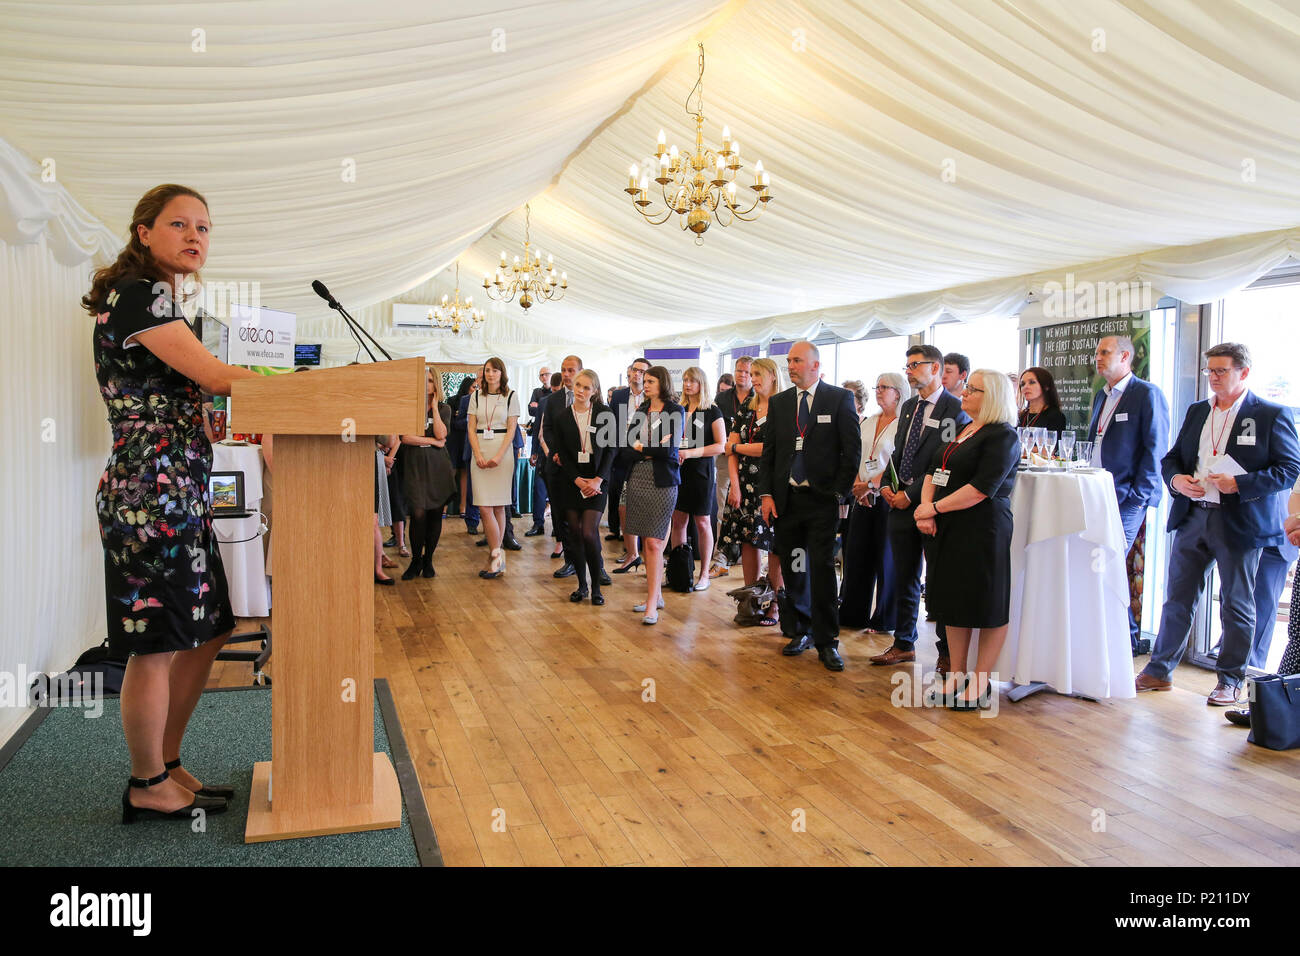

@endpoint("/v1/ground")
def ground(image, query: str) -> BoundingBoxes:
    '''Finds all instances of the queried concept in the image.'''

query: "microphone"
[311,279,339,309]
[310,278,392,362]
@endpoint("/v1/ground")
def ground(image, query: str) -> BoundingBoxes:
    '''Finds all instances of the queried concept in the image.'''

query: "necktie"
[899,399,927,484]
[792,390,810,483]
[565,388,573,408]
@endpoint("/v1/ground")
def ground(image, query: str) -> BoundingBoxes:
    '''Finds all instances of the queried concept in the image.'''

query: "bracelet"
[934,500,942,514]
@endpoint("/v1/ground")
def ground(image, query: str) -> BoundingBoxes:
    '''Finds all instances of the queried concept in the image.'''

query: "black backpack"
[32,642,127,704]
[665,542,696,592]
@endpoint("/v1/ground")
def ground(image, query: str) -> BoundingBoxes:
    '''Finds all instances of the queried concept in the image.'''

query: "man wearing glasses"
[1137,343,1300,705]
[872,344,969,673]
[1086,334,1171,654]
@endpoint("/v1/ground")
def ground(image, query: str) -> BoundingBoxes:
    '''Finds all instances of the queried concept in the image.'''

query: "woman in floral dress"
[86,184,261,823]
[718,357,786,627]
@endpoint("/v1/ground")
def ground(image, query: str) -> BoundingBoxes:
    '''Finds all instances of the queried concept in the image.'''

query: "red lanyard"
[1021,408,1042,428]
[940,425,978,471]
[1210,402,1234,456]
[794,390,810,441]
[1095,390,1121,436]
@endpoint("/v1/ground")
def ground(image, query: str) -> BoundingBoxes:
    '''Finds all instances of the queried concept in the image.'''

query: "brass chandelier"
[482,204,567,310]
[624,43,772,242]
[428,262,485,334]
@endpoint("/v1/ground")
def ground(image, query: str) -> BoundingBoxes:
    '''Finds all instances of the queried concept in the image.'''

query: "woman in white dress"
[839,371,908,631]
[468,356,519,578]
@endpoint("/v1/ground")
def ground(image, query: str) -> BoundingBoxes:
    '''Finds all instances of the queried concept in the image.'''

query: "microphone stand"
[331,299,392,362]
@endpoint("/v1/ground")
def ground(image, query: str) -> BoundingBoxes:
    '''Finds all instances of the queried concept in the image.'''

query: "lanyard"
[1095,389,1122,436]
[794,390,811,441]
[576,408,591,454]
[1210,402,1234,456]
[1021,408,1043,428]
[941,424,978,471]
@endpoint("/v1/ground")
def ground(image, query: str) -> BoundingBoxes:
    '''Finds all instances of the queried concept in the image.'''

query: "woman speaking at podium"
[85,184,260,823]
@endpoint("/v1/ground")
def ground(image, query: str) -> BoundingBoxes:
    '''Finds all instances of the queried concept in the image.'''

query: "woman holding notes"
[86,184,260,822]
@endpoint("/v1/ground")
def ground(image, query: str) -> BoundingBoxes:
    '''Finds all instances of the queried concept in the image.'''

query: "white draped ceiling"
[3,0,1300,356]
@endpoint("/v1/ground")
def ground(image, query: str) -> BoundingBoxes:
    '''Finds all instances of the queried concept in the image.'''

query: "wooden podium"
[230,358,425,843]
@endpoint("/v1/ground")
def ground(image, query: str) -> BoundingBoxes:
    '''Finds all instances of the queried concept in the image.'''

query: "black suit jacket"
[889,389,970,512]
[526,386,549,441]
[757,382,860,514]
[618,400,683,487]
[555,405,616,487]
[539,387,570,463]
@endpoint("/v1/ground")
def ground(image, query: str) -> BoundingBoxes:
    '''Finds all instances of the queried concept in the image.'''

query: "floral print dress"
[93,278,235,656]
[718,396,775,564]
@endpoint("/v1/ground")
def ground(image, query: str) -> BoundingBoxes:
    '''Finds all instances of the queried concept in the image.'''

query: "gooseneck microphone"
[311,279,392,362]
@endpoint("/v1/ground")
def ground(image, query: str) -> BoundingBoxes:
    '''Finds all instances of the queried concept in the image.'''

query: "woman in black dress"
[400,366,456,579]
[1017,366,1068,434]
[914,369,1021,710]
[554,369,616,605]
[718,357,785,627]
[669,367,726,590]
[86,184,261,822]
[448,375,477,527]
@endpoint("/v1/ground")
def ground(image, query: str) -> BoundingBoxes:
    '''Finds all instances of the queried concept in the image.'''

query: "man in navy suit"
[1086,334,1172,654]
[540,355,583,578]
[759,341,861,671]
[1137,343,1300,705]
[1249,539,1298,668]
[524,366,551,536]
[871,344,970,673]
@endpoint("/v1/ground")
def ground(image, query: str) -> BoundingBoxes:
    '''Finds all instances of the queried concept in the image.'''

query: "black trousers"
[546,462,569,556]
[887,510,948,654]
[773,488,842,648]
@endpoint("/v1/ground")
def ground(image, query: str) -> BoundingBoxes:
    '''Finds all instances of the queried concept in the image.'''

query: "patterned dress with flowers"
[718,396,776,564]
[94,278,234,656]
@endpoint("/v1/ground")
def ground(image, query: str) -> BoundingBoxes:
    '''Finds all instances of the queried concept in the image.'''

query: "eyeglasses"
[962,385,985,395]
[903,361,934,371]
[1201,366,1241,378]
[873,385,896,391]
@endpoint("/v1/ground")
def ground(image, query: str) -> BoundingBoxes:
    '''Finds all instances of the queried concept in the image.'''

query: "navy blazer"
[889,389,970,512]
[618,400,683,487]
[1161,391,1300,548]
[526,386,549,441]
[455,394,473,464]
[757,382,861,514]
[1086,375,1171,511]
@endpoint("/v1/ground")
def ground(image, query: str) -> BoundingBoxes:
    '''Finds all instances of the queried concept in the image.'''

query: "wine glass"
[1042,430,1058,461]
[1017,427,1030,461]
[1058,430,1076,466]
[1031,427,1046,459]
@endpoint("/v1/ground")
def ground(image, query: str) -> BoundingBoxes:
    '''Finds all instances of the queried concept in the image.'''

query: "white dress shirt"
[1091,371,1132,463]
[858,413,899,482]
[1193,390,1250,498]
[789,378,820,487]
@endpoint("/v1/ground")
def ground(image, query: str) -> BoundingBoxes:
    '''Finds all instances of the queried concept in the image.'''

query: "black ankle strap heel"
[121,768,229,824]
[163,758,236,801]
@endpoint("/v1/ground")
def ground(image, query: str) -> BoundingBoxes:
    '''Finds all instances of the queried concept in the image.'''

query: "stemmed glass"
[1031,427,1046,459]
[1042,429,1058,461]
[1058,430,1076,467]
[1017,427,1030,462]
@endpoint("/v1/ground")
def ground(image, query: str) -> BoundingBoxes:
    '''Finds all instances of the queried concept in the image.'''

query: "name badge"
[795,437,804,451]
[932,468,951,487]
[756,416,767,426]
[924,417,940,429]
[817,414,831,423]
[480,428,493,437]
[578,451,591,463]
[1238,435,1256,446]
[1115,413,1129,422]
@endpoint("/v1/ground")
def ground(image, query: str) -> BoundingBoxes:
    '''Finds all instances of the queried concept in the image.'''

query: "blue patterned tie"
[899,399,927,484]
[792,390,810,483]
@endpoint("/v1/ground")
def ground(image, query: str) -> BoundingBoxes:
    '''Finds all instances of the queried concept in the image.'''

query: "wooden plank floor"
[210,519,1300,866]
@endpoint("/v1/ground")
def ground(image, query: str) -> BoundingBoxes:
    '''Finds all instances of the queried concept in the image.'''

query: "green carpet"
[0,685,423,866]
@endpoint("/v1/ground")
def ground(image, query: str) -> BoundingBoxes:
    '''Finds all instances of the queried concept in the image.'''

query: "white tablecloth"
[996,469,1136,699]
[212,442,270,618]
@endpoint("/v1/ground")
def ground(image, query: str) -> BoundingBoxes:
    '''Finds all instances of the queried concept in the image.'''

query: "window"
[837,334,910,392]
[930,314,1022,378]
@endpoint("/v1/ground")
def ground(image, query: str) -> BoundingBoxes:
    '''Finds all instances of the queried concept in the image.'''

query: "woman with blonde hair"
[718,357,785,625]
[554,369,616,604]
[468,356,519,578]
[913,369,1021,710]
[670,366,726,589]
[400,366,456,579]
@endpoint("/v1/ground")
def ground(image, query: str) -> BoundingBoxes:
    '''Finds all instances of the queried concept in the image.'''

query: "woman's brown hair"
[642,365,677,406]
[81,184,210,316]
[481,356,509,395]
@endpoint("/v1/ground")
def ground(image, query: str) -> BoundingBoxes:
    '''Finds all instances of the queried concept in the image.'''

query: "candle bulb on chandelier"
[628,164,638,189]
[722,125,731,151]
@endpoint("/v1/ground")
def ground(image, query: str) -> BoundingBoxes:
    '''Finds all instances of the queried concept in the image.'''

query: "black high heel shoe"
[591,592,605,606]
[950,680,993,711]
[164,758,235,800]
[570,588,589,603]
[612,557,642,574]
[401,559,422,581]
[421,557,436,579]
[121,769,228,824]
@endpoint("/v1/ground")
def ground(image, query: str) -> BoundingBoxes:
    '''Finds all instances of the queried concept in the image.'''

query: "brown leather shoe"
[935,654,950,676]
[869,646,916,666]
[1206,682,1240,706]
[1134,672,1172,693]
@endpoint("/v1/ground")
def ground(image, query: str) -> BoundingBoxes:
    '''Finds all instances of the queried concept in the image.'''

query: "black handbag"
[666,543,696,592]
[1247,673,1300,751]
